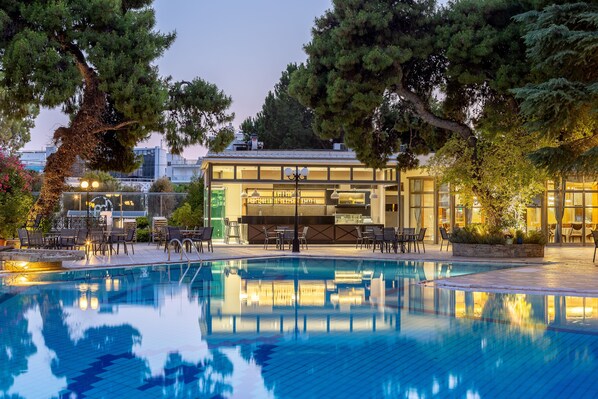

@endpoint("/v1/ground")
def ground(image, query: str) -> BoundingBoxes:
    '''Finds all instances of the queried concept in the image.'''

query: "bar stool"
[223,218,230,243]
[227,220,241,244]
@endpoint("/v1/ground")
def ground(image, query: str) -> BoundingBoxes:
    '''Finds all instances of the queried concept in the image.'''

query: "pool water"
[1,258,598,398]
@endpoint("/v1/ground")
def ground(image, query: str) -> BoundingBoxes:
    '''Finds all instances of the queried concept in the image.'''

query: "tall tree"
[240,63,332,150]
[513,2,598,242]
[291,0,545,230]
[0,0,234,216]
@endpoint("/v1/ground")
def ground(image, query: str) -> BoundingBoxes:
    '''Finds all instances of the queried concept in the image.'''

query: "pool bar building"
[200,148,598,245]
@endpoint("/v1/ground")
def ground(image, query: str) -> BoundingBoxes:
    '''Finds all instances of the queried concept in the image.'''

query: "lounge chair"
[18,228,30,249]
[263,226,278,249]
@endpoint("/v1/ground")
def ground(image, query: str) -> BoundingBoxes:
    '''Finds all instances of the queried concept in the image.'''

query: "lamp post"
[285,167,309,253]
[80,180,99,231]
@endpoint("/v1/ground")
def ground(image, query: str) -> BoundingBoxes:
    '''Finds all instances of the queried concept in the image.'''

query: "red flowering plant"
[0,151,33,239]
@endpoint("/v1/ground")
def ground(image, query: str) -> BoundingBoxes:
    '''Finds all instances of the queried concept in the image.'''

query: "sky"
[23,0,332,159]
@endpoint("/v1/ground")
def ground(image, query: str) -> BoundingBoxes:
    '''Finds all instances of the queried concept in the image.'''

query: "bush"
[450,225,506,245]
[0,152,33,239]
[136,216,149,229]
[136,228,150,242]
[523,230,547,245]
[451,225,547,245]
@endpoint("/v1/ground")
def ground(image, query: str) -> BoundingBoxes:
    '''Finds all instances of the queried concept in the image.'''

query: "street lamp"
[285,167,309,253]
[80,180,99,231]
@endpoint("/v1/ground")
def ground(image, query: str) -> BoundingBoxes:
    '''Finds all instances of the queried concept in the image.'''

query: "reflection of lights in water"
[79,294,88,310]
[90,297,99,310]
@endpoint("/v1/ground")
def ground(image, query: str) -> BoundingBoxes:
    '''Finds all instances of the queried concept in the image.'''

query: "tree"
[0,151,33,239]
[240,63,332,150]
[170,175,204,226]
[0,84,37,152]
[512,2,598,242]
[0,1,234,217]
[77,170,122,192]
[290,0,545,231]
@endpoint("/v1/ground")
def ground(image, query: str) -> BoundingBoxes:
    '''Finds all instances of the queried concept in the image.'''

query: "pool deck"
[3,241,597,297]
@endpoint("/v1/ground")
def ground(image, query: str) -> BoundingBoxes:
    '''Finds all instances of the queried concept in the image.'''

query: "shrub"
[450,225,505,245]
[136,216,149,229]
[0,152,33,239]
[523,230,547,245]
[136,228,150,242]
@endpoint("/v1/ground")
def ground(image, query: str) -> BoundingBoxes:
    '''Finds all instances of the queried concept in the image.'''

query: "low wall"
[452,243,545,258]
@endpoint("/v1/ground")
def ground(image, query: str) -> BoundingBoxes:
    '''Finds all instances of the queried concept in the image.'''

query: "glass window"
[296,166,327,181]
[212,165,234,180]
[330,167,351,181]
[352,167,374,181]
[409,178,436,240]
[259,166,282,180]
[236,165,258,180]
[438,183,451,231]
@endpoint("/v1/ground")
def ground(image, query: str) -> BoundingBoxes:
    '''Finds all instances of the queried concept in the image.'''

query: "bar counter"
[241,216,382,244]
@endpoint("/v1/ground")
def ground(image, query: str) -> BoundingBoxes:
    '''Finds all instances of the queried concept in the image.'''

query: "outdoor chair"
[415,227,427,253]
[196,226,214,253]
[74,229,87,251]
[281,229,294,250]
[17,228,30,249]
[592,230,598,263]
[439,227,451,251]
[263,226,278,249]
[58,229,77,249]
[123,228,135,255]
[371,227,384,252]
[355,227,368,249]
[165,226,183,253]
[28,230,46,249]
[299,226,309,249]
[89,229,107,255]
[403,228,416,253]
[382,227,398,253]
[108,228,126,255]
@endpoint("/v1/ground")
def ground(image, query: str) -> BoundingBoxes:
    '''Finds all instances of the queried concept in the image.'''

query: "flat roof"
[201,149,402,168]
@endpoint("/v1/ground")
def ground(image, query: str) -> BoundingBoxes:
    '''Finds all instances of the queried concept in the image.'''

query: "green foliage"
[0,0,234,210]
[241,64,332,150]
[135,216,149,229]
[75,170,121,192]
[169,202,202,227]
[0,152,33,238]
[523,230,547,245]
[135,227,150,242]
[512,2,598,175]
[450,225,547,245]
[0,83,37,152]
[149,177,174,193]
[169,175,204,227]
[450,225,506,245]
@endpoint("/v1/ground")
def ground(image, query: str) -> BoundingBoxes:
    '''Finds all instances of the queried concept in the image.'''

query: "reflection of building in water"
[203,260,598,337]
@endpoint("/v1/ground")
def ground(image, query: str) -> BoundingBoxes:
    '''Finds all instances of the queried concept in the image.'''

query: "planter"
[452,242,544,258]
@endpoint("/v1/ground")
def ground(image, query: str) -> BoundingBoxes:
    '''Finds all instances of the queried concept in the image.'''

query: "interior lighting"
[240,191,248,198]
[370,189,378,199]
[331,189,340,200]
[251,189,260,198]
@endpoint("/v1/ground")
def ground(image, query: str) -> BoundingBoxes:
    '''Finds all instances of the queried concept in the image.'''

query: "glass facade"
[409,179,435,240]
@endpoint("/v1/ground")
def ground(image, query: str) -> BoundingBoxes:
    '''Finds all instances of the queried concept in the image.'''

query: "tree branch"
[91,120,139,135]
[393,63,477,148]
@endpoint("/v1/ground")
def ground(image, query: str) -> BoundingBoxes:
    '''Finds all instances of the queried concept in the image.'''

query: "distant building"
[18,145,202,190]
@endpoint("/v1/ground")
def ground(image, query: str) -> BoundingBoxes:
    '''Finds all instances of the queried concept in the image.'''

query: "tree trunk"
[31,65,106,217]
[553,176,566,244]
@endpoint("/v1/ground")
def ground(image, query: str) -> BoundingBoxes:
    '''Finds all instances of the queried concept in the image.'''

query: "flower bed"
[452,242,544,258]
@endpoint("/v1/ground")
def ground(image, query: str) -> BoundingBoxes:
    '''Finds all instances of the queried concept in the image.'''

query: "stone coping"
[452,242,545,258]
[0,249,85,262]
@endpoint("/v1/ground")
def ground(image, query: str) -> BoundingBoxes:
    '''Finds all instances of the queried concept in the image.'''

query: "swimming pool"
[1,258,597,398]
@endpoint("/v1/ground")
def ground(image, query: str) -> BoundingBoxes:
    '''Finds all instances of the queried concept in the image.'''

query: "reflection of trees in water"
[0,295,36,394]
[156,351,233,398]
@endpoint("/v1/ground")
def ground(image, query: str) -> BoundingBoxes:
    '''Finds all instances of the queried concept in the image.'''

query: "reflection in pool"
[1,258,597,398]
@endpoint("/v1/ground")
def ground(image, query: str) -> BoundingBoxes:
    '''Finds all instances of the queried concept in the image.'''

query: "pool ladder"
[167,238,201,262]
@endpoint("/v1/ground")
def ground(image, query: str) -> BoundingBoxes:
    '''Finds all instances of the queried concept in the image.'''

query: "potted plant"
[0,152,33,245]
[504,232,514,245]
[515,230,524,245]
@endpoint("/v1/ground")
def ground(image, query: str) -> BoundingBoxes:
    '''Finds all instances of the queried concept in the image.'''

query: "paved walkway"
[5,241,598,297]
